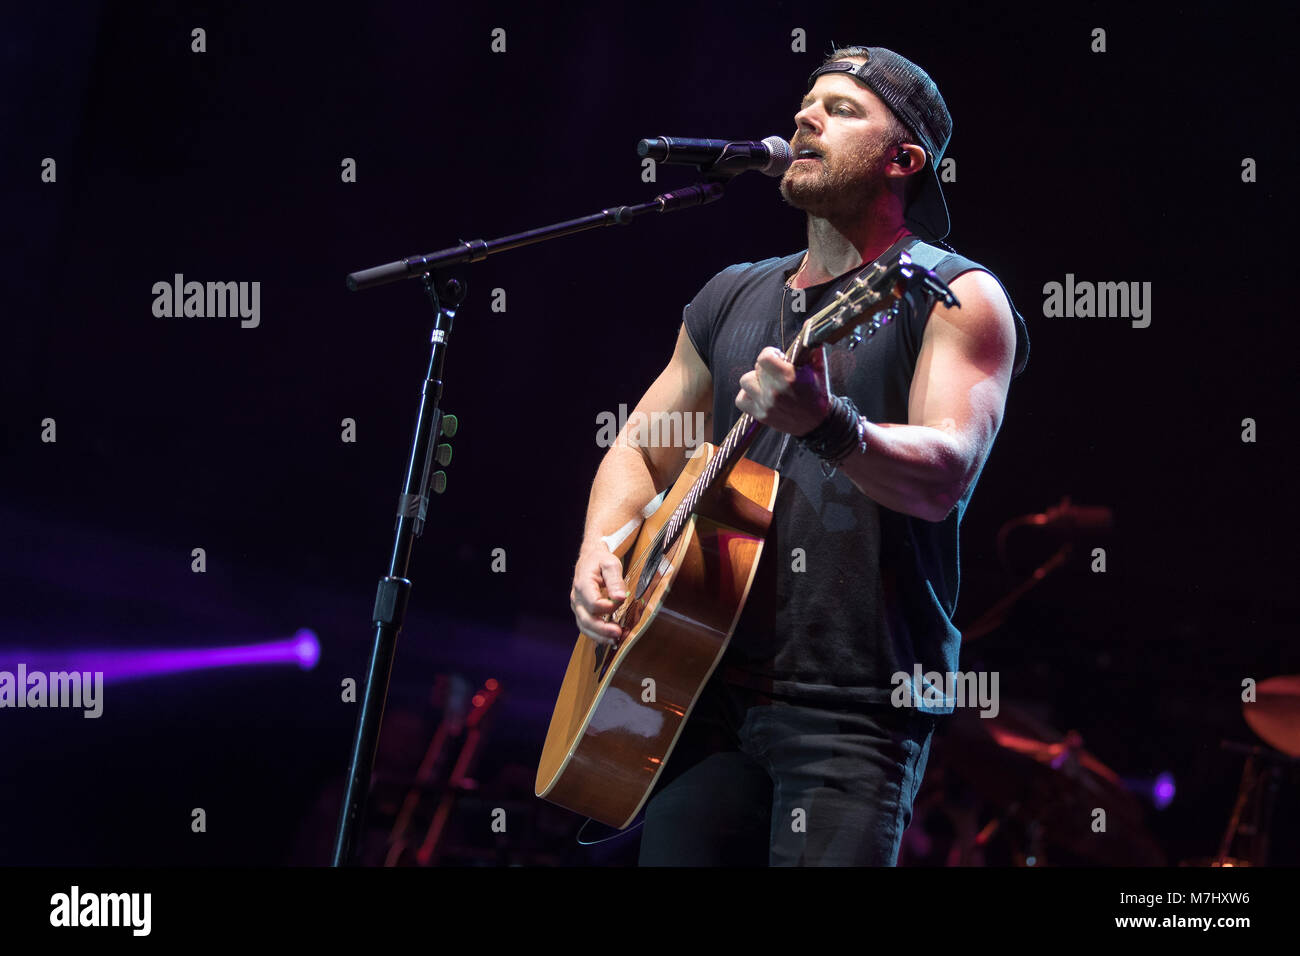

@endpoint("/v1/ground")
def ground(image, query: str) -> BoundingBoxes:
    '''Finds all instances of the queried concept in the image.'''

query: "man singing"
[569,45,1029,865]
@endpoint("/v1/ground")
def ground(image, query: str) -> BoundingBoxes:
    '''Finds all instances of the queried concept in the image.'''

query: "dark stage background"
[2,0,1296,867]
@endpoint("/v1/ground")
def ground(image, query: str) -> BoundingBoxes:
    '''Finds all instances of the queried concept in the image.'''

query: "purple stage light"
[0,629,321,685]
[1121,771,1177,809]
[1153,772,1176,809]
[293,628,321,669]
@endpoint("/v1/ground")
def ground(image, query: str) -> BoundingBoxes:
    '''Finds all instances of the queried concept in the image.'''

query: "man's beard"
[778,138,891,221]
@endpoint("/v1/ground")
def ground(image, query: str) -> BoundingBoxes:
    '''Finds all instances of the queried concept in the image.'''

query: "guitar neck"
[662,335,806,548]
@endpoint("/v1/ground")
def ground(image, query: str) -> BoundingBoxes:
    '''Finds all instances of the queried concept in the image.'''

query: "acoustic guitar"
[535,251,958,828]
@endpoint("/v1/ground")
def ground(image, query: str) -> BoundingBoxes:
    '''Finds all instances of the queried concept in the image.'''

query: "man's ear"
[892,143,927,175]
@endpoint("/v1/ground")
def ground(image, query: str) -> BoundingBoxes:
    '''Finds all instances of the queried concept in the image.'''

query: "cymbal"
[1242,675,1300,757]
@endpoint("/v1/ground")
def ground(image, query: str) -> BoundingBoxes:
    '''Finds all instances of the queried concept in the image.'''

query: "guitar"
[535,251,959,828]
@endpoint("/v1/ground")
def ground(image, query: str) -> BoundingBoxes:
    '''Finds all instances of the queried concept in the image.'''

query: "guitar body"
[535,442,779,828]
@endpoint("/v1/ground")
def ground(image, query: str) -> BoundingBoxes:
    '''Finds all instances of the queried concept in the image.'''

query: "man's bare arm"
[835,269,1017,521]
[571,322,713,643]
[735,269,1016,522]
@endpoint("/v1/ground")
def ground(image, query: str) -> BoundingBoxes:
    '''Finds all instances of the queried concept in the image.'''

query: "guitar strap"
[901,237,954,273]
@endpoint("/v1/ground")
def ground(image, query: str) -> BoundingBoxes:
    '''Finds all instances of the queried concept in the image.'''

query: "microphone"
[1034,497,1114,533]
[636,135,794,177]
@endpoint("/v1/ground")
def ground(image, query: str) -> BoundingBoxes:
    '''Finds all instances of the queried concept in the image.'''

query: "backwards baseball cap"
[807,47,953,241]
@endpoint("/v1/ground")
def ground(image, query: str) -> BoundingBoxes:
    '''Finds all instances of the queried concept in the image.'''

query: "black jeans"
[637,675,937,866]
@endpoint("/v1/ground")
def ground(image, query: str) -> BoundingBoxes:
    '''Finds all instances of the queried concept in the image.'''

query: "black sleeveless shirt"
[681,234,1029,713]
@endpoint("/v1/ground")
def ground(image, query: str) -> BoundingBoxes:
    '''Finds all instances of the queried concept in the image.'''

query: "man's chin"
[779,175,812,206]
[779,182,834,217]
[780,175,875,221]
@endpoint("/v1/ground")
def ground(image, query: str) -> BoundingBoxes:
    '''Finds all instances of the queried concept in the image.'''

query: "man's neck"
[793,213,912,289]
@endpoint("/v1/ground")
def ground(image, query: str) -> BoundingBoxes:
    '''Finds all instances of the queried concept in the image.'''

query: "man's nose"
[794,106,822,134]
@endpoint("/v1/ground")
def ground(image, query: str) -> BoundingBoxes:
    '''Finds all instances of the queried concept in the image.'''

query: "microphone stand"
[961,496,1113,642]
[330,179,727,866]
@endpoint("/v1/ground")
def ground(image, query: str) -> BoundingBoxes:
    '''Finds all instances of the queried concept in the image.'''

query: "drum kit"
[900,499,1299,867]
[904,700,1167,866]
[901,674,1298,868]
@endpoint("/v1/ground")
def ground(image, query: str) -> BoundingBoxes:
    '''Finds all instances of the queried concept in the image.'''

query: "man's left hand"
[736,344,833,436]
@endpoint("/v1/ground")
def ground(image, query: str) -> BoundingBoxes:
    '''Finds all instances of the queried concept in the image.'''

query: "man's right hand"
[570,541,628,646]
[569,322,711,648]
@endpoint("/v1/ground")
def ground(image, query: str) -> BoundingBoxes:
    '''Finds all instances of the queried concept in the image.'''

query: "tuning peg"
[440,414,458,438]
[848,327,863,349]
[431,471,447,494]
[435,443,453,467]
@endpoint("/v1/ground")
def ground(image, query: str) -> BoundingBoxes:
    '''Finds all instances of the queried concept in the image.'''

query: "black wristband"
[797,395,861,462]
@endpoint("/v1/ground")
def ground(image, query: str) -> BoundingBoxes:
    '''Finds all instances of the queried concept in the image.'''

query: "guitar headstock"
[796,251,961,354]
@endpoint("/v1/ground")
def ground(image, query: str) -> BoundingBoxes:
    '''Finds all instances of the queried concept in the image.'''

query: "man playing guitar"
[568,45,1029,865]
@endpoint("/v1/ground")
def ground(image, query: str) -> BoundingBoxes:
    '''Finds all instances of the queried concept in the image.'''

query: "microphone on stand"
[1032,497,1115,533]
[963,496,1116,641]
[636,135,794,178]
